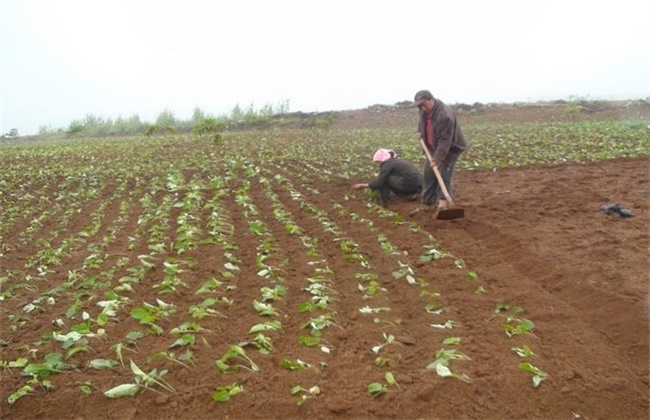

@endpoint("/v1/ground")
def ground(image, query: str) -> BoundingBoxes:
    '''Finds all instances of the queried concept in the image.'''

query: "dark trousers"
[422,150,462,206]
[379,177,421,205]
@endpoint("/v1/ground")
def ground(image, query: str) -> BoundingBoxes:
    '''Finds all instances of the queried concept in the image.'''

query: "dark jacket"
[368,158,422,196]
[418,99,468,166]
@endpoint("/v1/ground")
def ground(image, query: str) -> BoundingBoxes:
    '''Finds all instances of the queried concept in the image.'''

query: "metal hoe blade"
[436,207,465,220]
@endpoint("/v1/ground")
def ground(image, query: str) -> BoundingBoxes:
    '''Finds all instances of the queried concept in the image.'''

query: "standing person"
[352,148,422,207]
[414,89,468,211]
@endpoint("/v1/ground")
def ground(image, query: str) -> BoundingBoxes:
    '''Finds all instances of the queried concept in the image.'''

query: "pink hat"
[373,148,394,163]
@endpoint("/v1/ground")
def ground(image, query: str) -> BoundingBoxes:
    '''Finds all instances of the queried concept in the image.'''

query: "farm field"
[1,101,649,419]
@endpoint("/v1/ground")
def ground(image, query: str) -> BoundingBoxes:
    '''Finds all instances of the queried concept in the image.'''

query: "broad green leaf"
[435,363,453,377]
[367,382,386,396]
[104,383,139,398]
[8,385,34,404]
[169,334,195,348]
[89,359,119,369]
[385,372,396,385]
[442,337,461,345]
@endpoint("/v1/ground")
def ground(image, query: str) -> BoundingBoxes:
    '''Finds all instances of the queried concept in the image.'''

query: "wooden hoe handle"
[419,137,453,205]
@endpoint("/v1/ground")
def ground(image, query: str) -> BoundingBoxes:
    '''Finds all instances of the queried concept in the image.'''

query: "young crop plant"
[297,335,333,354]
[147,350,195,368]
[241,333,273,354]
[335,238,369,267]
[371,332,397,354]
[493,301,536,338]
[367,372,398,397]
[260,284,287,302]
[174,215,201,255]
[153,258,189,294]
[168,321,212,348]
[512,344,535,358]
[503,318,535,338]
[104,360,175,398]
[7,376,53,405]
[130,299,177,336]
[212,383,244,402]
[356,272,386,298]
[377,233,398,254]
[253,299,279,317]
[188,298,228,319]
[215,345,260,373]
[290,385,320,406]
[88,358,120,370]
[359,306,391,314]
[430,320,460,330]
[280,358,312,371]
[5,353,63,404]
[110,341,138,367]
[249,320,282,334]
[519,362,548,387]
[301,313,340,337]
[419,243,453,262]
[426,349,472,383]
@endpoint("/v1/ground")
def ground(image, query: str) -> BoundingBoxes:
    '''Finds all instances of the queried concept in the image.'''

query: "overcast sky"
[1,0,649,135]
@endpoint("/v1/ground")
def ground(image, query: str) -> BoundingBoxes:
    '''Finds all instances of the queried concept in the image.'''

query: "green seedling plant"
[8,376,53,405]
[188,298,227,319]
[130,299,176,336]
[110,342,136,366]
[1,357,29,369]
[297,335,334,353]
[280,358,312,371]
[215,345,260,373]
[169,321,211,335]
[374,357,392,367]
[249,320,282,334]
[104,360,175,398]
[260,284,287,302]
[5,353,58,404]
[419,244,452,262]
[368,372,398,397]
[253,299,279,317]
[290,385,320,406]
[147,351,193,368]
[88,358,119,370]
[442,337,462,346]
[512,345,535,358]
[430,320,460,329]
[503,318,535,338]
[356,273,385,298]
[359,306,391,314]
[426,348,472,383]
[196,277,227,294]
[77,380,97,395]
[154,258,188,294]
[391,261,419,285]
[247,333,274,354]
[212,383,244,402]
[21,352,70,378]
[519,362,548,387]
[371,332,396,354]
[494,303,535,337]
[301,313,339,337]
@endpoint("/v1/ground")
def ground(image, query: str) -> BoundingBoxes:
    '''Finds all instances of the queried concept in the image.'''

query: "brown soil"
[1,103,649,420]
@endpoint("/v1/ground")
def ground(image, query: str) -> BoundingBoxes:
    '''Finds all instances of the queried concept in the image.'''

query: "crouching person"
[352,148,423,206]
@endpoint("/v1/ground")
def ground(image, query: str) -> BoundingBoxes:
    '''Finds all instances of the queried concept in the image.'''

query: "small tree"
[67,120,84,135]
[3,128,19,138]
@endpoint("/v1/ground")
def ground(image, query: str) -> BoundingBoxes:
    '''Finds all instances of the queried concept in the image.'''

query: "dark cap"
[414,90,433,106]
